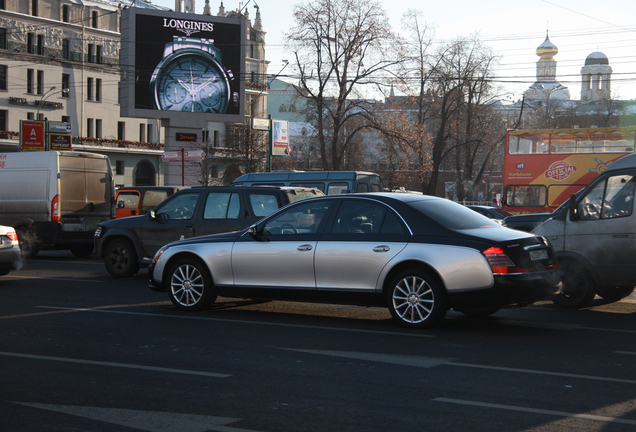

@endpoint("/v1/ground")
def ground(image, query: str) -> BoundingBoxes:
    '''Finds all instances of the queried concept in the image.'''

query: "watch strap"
[162,36,221,62]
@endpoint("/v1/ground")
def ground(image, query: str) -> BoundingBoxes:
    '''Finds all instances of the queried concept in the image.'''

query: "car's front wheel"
[386,269,447,329]
[167,258,217,311]
[103,238,139,278]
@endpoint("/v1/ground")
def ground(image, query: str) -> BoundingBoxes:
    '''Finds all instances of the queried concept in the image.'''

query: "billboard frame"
[120,8,246,126]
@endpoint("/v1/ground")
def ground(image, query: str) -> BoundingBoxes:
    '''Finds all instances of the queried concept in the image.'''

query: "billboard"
[120,8,246,124]
[19,120,45,152]
[272,120,290,156]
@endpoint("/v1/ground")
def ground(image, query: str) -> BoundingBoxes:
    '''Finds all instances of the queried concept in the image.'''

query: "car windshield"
[410,199,499,230]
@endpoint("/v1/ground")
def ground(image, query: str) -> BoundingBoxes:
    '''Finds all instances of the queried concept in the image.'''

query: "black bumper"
[448,270,560,310]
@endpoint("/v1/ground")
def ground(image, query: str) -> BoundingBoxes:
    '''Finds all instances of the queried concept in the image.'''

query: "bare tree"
[286,0,402,171]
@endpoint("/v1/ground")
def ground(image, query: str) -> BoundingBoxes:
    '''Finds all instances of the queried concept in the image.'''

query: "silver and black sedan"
[149,193,560,329]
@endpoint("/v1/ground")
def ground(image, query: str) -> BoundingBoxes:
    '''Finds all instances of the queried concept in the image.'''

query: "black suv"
[95,186,324,277]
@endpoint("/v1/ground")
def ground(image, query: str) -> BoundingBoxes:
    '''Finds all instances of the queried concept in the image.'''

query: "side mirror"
[568,194,578,220]
[248,224,259,237]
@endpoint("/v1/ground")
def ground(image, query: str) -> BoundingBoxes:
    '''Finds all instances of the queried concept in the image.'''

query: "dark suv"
[94,186,324,277]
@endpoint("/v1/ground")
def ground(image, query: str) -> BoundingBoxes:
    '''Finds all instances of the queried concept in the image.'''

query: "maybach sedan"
[149,193,560,328]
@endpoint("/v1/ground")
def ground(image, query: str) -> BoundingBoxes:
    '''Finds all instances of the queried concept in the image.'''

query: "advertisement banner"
[272,120,290,156]
[20,120,45,152]
[49,133,72,151]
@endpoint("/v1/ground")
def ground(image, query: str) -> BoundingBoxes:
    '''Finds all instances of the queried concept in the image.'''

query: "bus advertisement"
[502,127,636,214]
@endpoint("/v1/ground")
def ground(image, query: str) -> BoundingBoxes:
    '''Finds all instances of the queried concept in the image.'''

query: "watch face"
[152,51,231,113]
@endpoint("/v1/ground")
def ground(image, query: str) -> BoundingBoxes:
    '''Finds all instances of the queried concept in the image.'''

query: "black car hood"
[100,214,146,228]
[456,226,538,243]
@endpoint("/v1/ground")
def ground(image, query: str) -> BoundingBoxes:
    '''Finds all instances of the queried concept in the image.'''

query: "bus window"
[505,185,547,208]
[327,183,349,195]
[290,182,325,192]
[356,183,369,193]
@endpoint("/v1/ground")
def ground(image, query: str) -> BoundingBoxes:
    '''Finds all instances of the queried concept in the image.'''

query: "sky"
[150,0,636,101]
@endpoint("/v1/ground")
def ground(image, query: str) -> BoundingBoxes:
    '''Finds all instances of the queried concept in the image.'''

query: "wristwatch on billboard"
[149,36,236,113]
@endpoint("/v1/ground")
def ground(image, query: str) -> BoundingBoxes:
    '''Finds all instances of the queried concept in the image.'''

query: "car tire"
[71,244,94,258]
[386,269,447,329]
[166,258,217,311]
[596,286,635,302]
[103,238,139,278]
[552,260,596,309]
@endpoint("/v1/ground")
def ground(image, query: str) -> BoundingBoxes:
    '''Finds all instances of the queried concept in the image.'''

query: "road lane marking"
[3,274,105,283]
[433,398,636,426]
[615,351,636,355]
[9,403,260,432]
[0,302,168,320]
[282,349,636,384]
[0,352,230,378]
[36,306,436,338]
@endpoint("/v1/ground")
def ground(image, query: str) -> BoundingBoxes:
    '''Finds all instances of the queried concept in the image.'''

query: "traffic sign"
[161,150,206,161]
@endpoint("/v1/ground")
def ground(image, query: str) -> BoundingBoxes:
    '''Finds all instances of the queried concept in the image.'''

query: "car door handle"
[185,224,194,229]
[373,245,390,252]
[297,244,313,251]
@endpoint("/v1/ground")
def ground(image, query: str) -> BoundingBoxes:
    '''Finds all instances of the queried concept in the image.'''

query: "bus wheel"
[552,260,596,309]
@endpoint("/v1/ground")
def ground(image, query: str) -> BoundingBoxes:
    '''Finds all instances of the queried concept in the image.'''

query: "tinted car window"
[332,200,390,234]
[410,199,498,230]
[117,191,139,209]
[263,201,331,235]
[156,192,199,220]
[250,194,280,217]
[203,192,240,219]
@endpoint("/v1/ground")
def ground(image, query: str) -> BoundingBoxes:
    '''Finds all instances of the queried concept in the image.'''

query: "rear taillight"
[51,195,59,222]
[6,230,18,242]
[482,246,530,274]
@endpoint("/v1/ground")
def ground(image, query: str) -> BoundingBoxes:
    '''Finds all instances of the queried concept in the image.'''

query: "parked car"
[504,212,553,232]
[115,186,187,219]
[148,193,560,329]
[95,186,324,278]
[466,205,513,226]
[0,224,20,276]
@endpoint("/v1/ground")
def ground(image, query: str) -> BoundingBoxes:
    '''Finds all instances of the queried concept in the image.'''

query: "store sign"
[176,132,198,142]
[50,133,72,151]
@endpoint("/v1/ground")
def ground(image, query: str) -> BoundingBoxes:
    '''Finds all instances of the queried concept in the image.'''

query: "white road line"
[0,352,230,378]
[615,351,636,356]
[4,275,105,283]
[433,398,636,426]
[36,306,436,338]
[283,349,636,385]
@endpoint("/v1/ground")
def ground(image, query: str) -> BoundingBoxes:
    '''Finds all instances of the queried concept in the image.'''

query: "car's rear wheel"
[167,258,217,311]
[552,260,596,309]
[386,269,447,329]
[103,238,139,278]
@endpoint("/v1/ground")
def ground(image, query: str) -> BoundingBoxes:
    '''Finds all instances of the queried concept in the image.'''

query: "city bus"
[502,127,636,214]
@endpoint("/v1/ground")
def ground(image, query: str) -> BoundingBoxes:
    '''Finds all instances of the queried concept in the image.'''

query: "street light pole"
[36,86,57,118]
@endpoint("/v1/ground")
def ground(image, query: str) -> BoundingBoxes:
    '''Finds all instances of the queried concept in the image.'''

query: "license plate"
[530,249,548,260]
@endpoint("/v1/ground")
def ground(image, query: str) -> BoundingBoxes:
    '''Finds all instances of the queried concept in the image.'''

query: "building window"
[27,112,34,120]
[0,29,6,50]
[0,65,6,91]
[214,130,219,147]
[87,44,93,63]
[0,110,7,130]
[139,124,145,142]
[87,118,94,138]
[86,77,93,100]
[31,0,38,16]
[96,45,102,64]
[37,34,44,55]
[95,78,101,101]
[115,160,124,175]
[211,166,219,178]
[62,5,69,22]
[279,104,287,112]
[96,119,102,138]
[62,39,70,60]
[36,70,43,95]
[0,0,5,10]
[117,122,125,140]
[62,74,70,97]
[147,124,154,143]
[62,115,70,123]
[27,33,34,54]
[92,11,98,28]
[27,69,34,94]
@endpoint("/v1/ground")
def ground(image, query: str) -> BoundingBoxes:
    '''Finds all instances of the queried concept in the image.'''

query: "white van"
[534,153,636,308]
[0,151,115,257]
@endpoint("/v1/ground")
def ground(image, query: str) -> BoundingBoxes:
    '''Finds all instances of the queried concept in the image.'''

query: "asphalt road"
[1,251,635,432]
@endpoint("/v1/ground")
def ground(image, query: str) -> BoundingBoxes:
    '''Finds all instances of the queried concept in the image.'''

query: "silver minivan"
[534,153,636,308]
